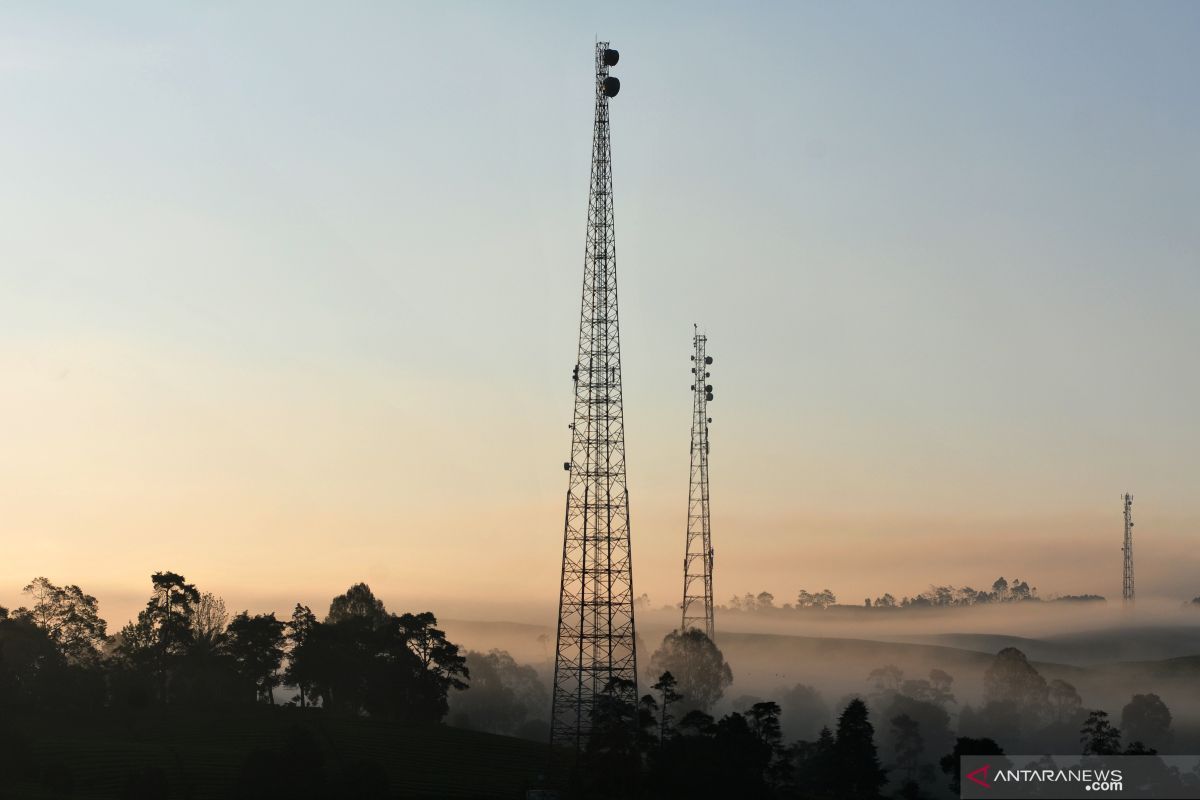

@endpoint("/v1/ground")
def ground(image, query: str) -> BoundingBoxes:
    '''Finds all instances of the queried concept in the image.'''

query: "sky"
[1,2,1199,628]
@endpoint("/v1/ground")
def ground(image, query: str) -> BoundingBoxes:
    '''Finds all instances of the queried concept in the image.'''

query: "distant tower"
[550,42,637,751]
[681,326,716,639]
[1122,493,1134,606]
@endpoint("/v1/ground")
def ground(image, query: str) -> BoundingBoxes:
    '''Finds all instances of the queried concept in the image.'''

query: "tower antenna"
[550,42,636,751]
[1122,493,1134,606]
[681,325,716,640]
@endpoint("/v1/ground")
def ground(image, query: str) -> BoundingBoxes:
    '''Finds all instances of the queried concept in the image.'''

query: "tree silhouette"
[193,593,229,648]
[0,614,61,709]
[1121,693,1172,752]
[879,689,953,787]
[649,629,733,712]
[579,677,641,798]
[394,612,468,720]
[867,664,903,698]
[1081,710,1122,755]
[284,604,317,707]
[652,671,683,743]
[17,578,108,664]
[927,669,956,707]
[983,647,1048,733]
[1048,678,1083,725]
[226,612,286,704]
[891,713,923,783]
[288,586,467,722]
[831,698,887,800]
[777,682,830,742]
[448,649,547,737]
[326,583,387,626]
[117,571,201,704]
[791,725,836,797]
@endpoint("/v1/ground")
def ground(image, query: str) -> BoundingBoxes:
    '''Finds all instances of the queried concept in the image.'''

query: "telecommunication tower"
[681,327,716,639]
[1122,493,1134,606]
[550,42,638,750]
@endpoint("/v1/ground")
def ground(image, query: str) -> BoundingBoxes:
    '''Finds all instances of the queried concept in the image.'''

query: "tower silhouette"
[1122,493,1134,606]
[550,42,637,750]
[681,326,715,639]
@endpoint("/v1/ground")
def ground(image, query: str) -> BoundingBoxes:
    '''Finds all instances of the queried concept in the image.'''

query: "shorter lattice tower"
[1122,493,1134,606]
[681,326,715,639]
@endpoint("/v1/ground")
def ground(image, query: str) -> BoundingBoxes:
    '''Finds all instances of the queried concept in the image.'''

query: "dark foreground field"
[0,708,562,800]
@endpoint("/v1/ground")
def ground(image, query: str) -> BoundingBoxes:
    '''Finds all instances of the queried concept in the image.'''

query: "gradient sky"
[2,2,1199,627]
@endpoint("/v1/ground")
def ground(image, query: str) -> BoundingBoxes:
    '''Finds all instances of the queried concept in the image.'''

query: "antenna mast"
[550,42,637,750]
[1122,493,1134,606]
[681,326,716,639]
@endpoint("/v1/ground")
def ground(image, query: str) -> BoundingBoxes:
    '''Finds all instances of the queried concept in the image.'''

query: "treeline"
[584,632,1191,799]
[0,573,468,723]
[724,577,1108,613]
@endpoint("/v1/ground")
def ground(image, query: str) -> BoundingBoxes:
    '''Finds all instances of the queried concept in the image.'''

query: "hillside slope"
[0,707,560,800]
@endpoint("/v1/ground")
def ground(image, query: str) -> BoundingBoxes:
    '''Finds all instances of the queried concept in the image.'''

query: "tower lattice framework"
[550,42,637,750]
[1122,492,1134,606]
[681,327,715,639]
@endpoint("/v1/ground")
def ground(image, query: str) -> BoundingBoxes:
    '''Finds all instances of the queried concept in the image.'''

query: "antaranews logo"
[989,765,1123,793]
[960,755,1200,799]
[966,764,992,789]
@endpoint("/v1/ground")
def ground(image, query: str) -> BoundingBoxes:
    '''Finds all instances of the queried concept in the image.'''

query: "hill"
[0,707,561,800]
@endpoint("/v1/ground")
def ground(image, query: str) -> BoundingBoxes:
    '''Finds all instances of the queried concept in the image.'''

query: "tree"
[747,701,792,788]
[326,583,387,626]
[225,612,286,704]
[289,587,468,723]
[891,713,923,783]
[795,589,836,609]
[1121,693,1172,752]
[193,593,229,647]
[778,682,830,741]
[831,699,888,800]
[580,677,642,798]
[363,613,463,722]
[867,664,903,698]
[1081,710,1122,755]
[0,615,61,709]
[284,604,317,707]
[144,571,201,653]
[746,701,783,750]
[116,571,200,704]
[17,578,108,663]
[649,629,733,712]
[652,671,683,744]
[873,593,897,608]
[940,737,1005,795]
[881,691,953,784]
[448,649,547,737]
[1048,678,1083,725]
[928,669,956,707]
[791,726,837,794]
[395,611,469,719]
[983,647,1048,725]
[714,712,774,796]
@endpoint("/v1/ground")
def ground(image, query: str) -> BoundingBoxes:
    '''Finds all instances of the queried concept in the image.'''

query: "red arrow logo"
[967,764,991,788]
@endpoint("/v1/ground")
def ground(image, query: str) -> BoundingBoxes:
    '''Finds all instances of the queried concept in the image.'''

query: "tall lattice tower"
[1122,493,1134,606]
[681,327,715,639]
[550,42,637,750]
